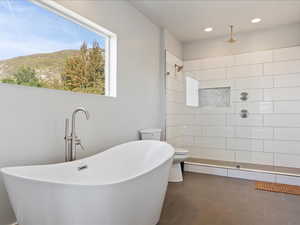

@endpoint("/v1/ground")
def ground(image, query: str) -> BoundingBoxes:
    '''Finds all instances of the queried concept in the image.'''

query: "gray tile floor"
[159,172,300,225]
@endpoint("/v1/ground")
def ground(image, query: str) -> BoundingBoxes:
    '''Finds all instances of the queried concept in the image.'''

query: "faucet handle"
[75,139,86,151]
[78,142,86,151]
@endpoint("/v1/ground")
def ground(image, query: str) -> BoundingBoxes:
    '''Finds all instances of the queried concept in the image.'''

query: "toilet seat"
[175,148,189,155]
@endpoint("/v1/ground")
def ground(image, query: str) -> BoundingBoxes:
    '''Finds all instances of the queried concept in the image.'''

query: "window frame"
[29,0,117,97]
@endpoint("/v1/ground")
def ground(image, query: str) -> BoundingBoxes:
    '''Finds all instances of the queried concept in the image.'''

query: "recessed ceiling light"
[204,27,213,32]
[251,18,262,23]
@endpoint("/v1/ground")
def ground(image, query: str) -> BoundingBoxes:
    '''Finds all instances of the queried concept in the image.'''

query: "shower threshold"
[185,158,300,178]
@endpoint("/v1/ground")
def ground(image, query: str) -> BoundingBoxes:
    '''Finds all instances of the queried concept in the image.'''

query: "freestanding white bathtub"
[1,140,174,225]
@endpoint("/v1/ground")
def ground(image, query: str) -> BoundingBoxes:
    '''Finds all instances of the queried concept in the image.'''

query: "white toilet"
[139,128,189,182]
[168,148,189,182]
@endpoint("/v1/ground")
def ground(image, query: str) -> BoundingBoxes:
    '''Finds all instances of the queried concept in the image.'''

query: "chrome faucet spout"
[71,107,90,137]
[72,107,90,121]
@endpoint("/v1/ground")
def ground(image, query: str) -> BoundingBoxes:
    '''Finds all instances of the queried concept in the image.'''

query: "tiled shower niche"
[198,87,231,107]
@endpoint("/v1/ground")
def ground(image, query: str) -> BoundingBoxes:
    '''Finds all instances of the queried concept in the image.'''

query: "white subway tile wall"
[264,60,300,75]
[274,74,300,88]
[235,151,274,166]
[196,68,227,81]
[227,138,264,151]
[233,77,274,89]
[227,64,263,78]
[234,50,273,66]
[202,127,235,138]
[273,46,300,62]
[166,46,300,169]
[194,137,226,149]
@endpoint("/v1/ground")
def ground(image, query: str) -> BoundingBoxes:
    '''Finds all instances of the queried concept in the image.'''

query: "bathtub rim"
[1,140,175,186]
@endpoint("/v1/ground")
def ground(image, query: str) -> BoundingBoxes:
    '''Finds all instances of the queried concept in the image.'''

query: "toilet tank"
[140,128,162,141]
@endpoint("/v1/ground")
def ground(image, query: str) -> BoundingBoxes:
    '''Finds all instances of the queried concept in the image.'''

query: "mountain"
[0,50,80,80]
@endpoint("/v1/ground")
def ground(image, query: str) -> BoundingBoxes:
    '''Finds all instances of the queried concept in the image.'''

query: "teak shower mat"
[256,181,300,195]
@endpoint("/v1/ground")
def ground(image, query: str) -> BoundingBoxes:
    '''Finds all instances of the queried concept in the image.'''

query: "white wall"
[164,29,183,60]
[0,1,162,224]
[184,23,300,60]
[171,45,300,169]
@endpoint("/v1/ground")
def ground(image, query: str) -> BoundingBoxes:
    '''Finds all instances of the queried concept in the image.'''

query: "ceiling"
[129,0,300,43]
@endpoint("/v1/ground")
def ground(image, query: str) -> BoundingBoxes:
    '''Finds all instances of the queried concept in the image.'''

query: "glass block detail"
[199,87,230,107]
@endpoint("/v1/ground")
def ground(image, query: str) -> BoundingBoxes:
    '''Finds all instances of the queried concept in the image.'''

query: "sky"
[0,0,106,60]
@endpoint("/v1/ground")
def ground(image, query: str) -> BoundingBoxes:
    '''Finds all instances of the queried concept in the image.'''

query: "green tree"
[86,41,105,93]
[13,66,41,87]
[1,66,41,87]
[61,41,105,94]
[1,77,16,84]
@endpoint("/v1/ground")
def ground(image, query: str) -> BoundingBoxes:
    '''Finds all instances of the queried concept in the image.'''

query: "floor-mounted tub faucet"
[65,107,90,162]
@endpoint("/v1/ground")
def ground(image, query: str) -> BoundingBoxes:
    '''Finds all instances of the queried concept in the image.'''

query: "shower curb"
[185,158,300,186]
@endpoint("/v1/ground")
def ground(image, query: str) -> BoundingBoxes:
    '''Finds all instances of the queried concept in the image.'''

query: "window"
[0,0,117,96]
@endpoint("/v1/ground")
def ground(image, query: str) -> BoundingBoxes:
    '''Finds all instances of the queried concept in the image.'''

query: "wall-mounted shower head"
[175,64,183,72]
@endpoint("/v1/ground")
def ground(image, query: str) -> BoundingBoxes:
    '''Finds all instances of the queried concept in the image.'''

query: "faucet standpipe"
[64,107,90,162]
